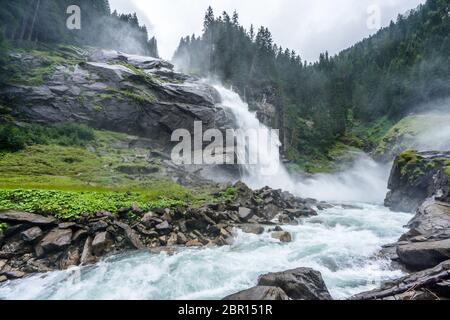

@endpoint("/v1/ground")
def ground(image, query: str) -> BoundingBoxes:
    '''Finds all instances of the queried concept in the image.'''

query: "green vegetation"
[0,222,6,235]
[396,150,450,185]
[215,187,238,202]
[100,87,156,106]
[374,113,450,159]
[0,189,186,220]
[175,0,450,166]
[0,123,95,152]
[4,46,84,86]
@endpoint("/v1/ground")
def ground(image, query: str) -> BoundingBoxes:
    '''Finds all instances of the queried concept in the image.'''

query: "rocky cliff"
[356,150,450,300]
[385,150,450,212]
[1,46,234,150]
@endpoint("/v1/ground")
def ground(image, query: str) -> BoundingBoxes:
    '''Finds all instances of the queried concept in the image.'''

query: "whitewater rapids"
[0,203,411,300]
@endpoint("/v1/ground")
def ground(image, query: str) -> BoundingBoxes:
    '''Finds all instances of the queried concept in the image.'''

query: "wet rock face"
[385,151,450,213]
[1,48,234,146]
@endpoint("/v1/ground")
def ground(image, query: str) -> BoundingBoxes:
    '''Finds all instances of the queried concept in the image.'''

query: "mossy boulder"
[385,150,450,212]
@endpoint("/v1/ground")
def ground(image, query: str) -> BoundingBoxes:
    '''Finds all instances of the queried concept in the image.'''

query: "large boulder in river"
[397,239,450,271]
[223,286,290,301]
[257,268,332,300]
[385,151,450,212]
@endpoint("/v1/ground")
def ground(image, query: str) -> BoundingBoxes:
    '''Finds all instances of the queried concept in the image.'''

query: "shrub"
[0,122,95,151]
[0,124,27,151]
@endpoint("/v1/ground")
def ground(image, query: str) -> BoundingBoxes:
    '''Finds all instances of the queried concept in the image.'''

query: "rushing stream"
[0,84,413,300]
[0,203,411,300]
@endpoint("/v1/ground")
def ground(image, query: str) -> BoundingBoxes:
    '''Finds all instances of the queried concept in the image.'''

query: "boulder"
[271,231,292,243]
[397,239,450,270]
[155,221,171,233]
[3,270,26,280]
[240,224,265,235]
[21,227,43,242]
[114,221,145,250]
[39,228,73,253]
[59,247,81,269]
[223,286,290,301]
[80,236,95,265]
[89,220,109,234]
[238,207,253,220]
[0,240,28,258]
[177,232,188,245]
[0,210,56,226]
[186,239,203,247]
[92,232,112,256]
[258,268,332,300]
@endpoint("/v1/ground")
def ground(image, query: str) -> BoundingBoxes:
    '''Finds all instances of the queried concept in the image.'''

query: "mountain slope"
[174,0,450,169]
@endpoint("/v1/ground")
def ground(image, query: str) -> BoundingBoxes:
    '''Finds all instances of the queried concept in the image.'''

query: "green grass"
[0,189,187,220]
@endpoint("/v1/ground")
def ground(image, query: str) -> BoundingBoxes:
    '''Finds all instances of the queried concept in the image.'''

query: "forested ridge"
[174,0,450,164]
[0,0,158,57]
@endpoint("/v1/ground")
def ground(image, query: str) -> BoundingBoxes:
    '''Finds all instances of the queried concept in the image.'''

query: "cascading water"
[0,84,413,300]
[212,85,295,191]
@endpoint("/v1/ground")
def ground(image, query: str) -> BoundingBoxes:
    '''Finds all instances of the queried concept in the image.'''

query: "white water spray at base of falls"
[213,85,296,191]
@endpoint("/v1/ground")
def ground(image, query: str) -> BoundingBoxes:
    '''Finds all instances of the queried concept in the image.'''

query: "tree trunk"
[27,0,41,41]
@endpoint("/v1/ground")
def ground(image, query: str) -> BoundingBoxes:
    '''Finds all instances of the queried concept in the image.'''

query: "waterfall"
[213,85,295,191]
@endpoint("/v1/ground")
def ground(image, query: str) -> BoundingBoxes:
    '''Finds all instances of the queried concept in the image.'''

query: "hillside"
[174,0,450,170]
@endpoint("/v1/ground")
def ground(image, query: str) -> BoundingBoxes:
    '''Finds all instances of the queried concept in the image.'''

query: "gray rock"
[58,222,76,229]
[0,210,56,226]
[223,286,290,301]
[39,228,73,253]
[114,221,145,250]
[271,231,292,243]
[258,268,332,300]
[238,207,253,220]
[0,259,6,271]
[59,247,80,269]
[21,227,43,242]
[92,232,112,256]
[397,239,450,270]
[240,224,265,235]
[84,62,136,81]
[80,236,95,265]
[3,270,26,280]
[89,220,109,234]
[156,221,171,231]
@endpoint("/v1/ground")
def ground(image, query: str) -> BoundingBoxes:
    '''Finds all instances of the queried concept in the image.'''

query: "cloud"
[109,0,425,61]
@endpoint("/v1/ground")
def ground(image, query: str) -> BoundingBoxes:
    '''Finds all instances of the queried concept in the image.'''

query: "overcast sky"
[109,0,425,62]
